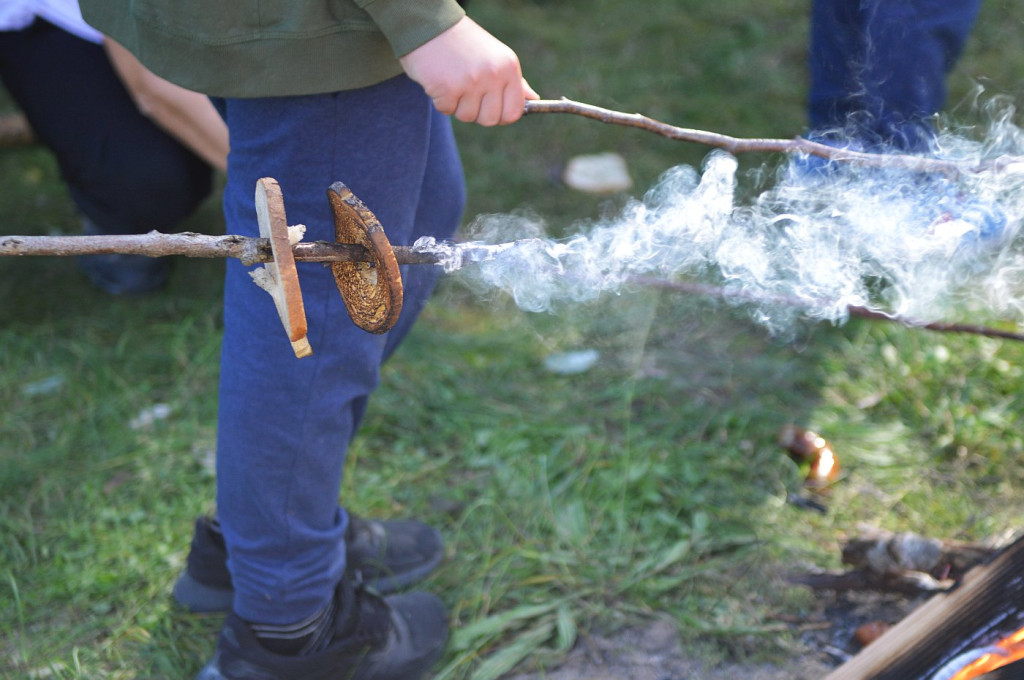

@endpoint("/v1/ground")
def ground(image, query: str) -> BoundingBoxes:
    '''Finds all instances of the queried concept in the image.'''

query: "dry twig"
[524,98,1021,175]
[4,232,1022,342]
[0,232,437,266]
[630,276,1024,343]
[4,239,1023,342]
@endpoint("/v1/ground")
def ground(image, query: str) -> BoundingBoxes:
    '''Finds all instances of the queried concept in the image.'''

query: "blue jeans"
[808,0,982,150]
[0,19,212,233]
[214,75,464,625]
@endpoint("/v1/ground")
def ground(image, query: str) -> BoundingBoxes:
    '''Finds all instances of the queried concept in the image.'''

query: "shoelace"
[343,582,394,647]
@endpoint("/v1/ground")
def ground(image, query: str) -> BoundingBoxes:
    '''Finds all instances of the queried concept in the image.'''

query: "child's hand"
[400,17,539,126]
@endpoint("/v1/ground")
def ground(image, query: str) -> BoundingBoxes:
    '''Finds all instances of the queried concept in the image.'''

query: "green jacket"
[79,0,466,98]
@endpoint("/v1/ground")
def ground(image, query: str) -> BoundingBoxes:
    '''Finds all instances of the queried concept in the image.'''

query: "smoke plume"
[415,103,1024,335]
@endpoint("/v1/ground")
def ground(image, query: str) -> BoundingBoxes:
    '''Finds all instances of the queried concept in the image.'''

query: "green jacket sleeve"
[355,0,466,57]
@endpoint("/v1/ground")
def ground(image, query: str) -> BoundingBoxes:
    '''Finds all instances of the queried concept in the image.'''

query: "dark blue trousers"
[0,20,212,233]
[214,75,464,624]
[808,0,982,150]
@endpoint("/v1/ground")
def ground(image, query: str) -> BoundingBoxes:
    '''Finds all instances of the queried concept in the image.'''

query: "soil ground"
[508,591,924,680]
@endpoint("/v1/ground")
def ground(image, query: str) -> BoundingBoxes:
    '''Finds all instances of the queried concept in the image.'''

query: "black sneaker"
[173,516,445,613]
[195,578,448,680]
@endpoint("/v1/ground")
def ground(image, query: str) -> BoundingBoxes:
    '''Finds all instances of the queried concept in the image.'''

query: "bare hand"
[399,17,539,127]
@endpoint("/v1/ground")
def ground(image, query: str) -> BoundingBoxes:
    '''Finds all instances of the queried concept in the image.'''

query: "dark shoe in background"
[173,515,446,613]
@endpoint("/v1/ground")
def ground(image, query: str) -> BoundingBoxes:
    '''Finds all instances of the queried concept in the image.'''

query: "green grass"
[4,1,1024,678]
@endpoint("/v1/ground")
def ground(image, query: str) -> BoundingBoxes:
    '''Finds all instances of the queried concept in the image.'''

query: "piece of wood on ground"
[841,526,997,581]
[788,568,952,596]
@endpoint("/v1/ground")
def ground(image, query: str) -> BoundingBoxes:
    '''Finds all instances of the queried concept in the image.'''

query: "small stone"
[22,375,65,396]
[543,349,600,374]
[562,152,633,194]
[129,403,172,429]
[638,618,679,654]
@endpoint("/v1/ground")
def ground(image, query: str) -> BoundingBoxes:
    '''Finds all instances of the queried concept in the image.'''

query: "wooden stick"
[630,277,1024,343]
[524,98,1021,175]
[0,232,436,266]
[3,232,1021,343]
[787,568,953,596]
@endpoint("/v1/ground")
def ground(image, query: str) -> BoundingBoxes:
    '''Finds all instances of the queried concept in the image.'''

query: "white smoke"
[414,103,1024,335]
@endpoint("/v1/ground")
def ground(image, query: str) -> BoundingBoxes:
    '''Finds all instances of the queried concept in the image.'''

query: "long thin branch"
[4,232,1020,342]
[631,277,1024,343]
[0,232,438,266]
[524,98,1020,175]
[1,232,264,262]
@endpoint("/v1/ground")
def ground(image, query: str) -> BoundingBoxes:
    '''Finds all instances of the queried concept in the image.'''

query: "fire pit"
[816,532,1024,680]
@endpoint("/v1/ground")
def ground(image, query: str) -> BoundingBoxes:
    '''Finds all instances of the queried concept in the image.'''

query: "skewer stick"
[3,231,1019,343]
[0,232,437,266]
[5,157,1022,349]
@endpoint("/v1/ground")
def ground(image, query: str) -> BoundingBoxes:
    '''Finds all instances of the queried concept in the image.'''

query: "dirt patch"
[507,590,926,680]
[506,619,831,680]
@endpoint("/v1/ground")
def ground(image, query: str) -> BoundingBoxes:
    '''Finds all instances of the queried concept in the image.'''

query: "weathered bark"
[841,527,997,581]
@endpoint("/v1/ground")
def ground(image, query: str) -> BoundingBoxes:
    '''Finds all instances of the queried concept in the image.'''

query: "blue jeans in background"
[808,0,982,151]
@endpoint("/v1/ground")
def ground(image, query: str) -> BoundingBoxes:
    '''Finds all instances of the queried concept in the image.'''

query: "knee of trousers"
[67,145,214,234]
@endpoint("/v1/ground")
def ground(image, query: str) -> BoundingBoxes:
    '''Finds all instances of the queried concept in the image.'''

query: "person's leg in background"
[808,0,864,141]
[804,0,1004,263]
[0,19,213,294]
[808,0,982,151]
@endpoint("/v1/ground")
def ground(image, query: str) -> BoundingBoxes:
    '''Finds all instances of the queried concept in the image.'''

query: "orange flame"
[949,626,1024,679]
